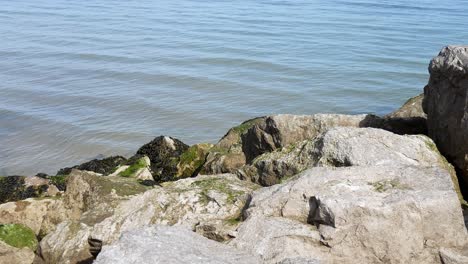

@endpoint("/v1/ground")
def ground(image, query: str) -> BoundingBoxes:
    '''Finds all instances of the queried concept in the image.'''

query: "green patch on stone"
[225,216,241,226]
[48,175,68,191]
[119,158,148,178]
[0,224,38,250]
[91,175,151,197]
[190,178,245,204]
[178,144,213,178]
[230,118,263,135]
[369,179,411,193]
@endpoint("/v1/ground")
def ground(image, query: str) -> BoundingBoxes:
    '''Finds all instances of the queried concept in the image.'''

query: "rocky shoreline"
[0,46,467,264]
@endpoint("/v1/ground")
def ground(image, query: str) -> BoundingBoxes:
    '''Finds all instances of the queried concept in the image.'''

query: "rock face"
[56,156,127,176]
[110,156,153,180]
[203,114,370,175]
[0,241,35,264]
[423,45,468,186]
[237,127,463,199]
[94,226,260,264]
[136,136,189,182]
[0,198,66,236]
[231,165,467,263]
[37,170,257,263]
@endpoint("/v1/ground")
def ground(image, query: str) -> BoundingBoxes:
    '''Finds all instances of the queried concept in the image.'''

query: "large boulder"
[38,171,257,263]
[423,46,468,185]
[231,165,468,263]
[237,127,463,202]
[94,226,259,264]
[136,136,189,182]
[203,114,370,174]
[0,198,66,236]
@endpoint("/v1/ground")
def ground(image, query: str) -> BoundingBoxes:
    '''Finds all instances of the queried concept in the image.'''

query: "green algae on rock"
[0,224,38,250]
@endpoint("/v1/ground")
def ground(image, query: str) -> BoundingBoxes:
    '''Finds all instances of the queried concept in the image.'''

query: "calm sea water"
[1,0,467,175]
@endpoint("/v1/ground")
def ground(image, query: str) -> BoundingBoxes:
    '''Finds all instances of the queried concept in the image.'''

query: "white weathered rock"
[38,171,257,263]
[0,198,66,236]
[94,226,260,264]
[0,241,35,264]
[439,247,468,264]
[238,127,462,197]
[231,165,468,264]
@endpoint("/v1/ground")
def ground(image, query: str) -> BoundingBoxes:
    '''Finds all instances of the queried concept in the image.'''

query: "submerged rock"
[423,45,468,187]
[231,165,468,263]
[56,155,127,176]
[136,136,189,182]
[94,226,259,264]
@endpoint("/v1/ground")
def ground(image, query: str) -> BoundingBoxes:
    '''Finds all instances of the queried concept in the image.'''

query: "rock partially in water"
[136,136,189,182]
[94,226,260,264]
[231,165,467,263]
[56,155,127,176]
[358,93,428,136]
[423,45,468,187]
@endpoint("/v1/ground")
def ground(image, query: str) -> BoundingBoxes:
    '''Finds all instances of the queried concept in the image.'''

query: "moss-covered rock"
[0,176,51,203]
[56,156,127,176]
[136,136,189,183]
[0,224,38,250]
[176,143,213,178]
[117,156,151,179]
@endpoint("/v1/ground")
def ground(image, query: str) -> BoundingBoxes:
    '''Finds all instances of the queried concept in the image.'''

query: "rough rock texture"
[110,156,153,180]
[56,155,127,176]
[0,198,66,236]
[136,136,189,182]
[94,226,259,264]
[237,127,463,199]
[423,46,468,186]
[231,165,468,264]
[38,171,257,264]
[203,114,370,174]
[0,241,35,264]
[0,176,55,204]
[177,143,213,178]
[439,247,468,264]
[379,93,427,135]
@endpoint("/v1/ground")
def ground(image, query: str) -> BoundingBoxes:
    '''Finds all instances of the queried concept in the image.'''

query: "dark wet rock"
[361,93,427,135]
[423,45,468,189]
[136,136,189,182]
[0,176,49,203]
[56,156,127,176]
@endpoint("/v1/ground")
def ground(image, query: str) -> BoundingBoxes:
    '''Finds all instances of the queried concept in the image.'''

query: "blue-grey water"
[1,0,467,175]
